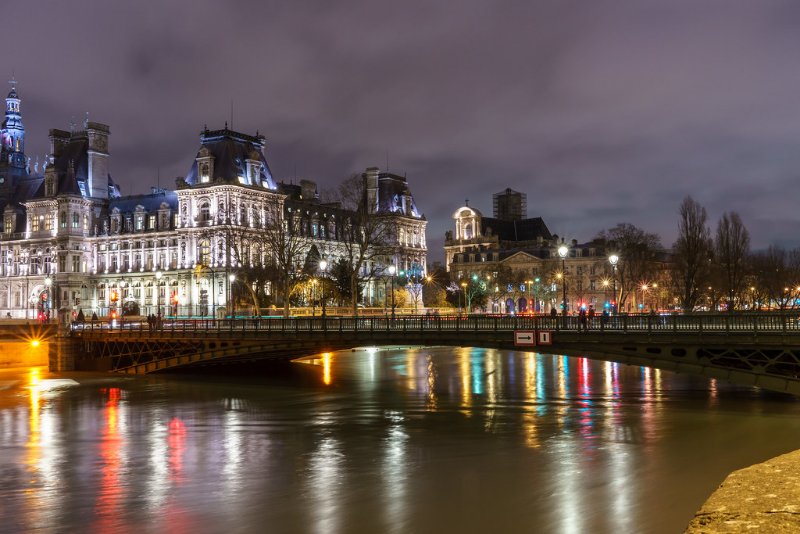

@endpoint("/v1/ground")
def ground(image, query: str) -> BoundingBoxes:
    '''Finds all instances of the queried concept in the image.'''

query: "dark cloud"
[6,0,800,260]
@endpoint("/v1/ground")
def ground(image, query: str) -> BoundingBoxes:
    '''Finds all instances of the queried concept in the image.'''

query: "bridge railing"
[70,312,800,336]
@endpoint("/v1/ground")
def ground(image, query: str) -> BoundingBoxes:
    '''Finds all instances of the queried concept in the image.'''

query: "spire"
[1,76,25,169]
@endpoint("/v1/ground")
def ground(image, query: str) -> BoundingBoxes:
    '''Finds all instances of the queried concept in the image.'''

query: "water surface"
[2,347,799,533]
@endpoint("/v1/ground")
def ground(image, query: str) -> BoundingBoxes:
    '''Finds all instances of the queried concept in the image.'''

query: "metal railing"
[70,312,800,336]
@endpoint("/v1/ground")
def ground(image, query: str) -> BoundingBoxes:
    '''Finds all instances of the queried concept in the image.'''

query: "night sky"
[6,1,800,262]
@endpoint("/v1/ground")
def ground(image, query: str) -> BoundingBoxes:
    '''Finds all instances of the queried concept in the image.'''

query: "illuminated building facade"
[0,86,427,318]
[445,196,614,314]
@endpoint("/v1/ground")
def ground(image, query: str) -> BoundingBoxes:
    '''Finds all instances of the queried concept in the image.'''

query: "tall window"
[199,202,210,222]
[72,255,80,273]
[83,215,89,232]
[198,239,211,265]
[200,163,210,183]
[72,213,79,228]
[4,218,11,234]
[31,217,39,232]
[60,212,67,229]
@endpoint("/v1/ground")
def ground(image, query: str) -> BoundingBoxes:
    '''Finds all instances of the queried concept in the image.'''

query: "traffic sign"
[514,331,536,346]
[537,331,553,345]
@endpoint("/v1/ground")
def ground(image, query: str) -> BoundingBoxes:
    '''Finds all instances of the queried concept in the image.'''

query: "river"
[2,346,800,533]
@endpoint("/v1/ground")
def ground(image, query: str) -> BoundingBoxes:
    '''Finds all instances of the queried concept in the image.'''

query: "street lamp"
[155,271,163,317]
[525,280,532,314]
[319,259,328,318]
[44,276,52,321]
[558,243,569,316]
[460,281,467,313]
[640,283,649,312]
[609,254,619,314]
[387,265,396,319]
[228,274,236,318]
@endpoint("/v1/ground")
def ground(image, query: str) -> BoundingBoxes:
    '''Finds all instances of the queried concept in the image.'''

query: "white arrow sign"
[514,331,536,346]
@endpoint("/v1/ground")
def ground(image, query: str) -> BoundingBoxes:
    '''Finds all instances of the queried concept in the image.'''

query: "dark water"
[2,347,800,534]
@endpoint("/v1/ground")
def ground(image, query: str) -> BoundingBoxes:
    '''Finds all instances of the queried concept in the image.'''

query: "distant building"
[0,85,426,318]
[493,188,526,221]
[445,197,613,314]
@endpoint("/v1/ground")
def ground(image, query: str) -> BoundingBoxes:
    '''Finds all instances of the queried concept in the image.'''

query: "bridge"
[61,313,800,395]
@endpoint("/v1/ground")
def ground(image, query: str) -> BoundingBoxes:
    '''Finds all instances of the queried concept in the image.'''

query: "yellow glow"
[322,353,332,385]
[30,339,40,348]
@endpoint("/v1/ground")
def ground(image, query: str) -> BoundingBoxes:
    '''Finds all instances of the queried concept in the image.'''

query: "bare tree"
[334,174,395,315]
[750,245,800,310]
[595,223,662,312]
[208,195,311,317]
[671,196,712,312]
[715,211,750,310]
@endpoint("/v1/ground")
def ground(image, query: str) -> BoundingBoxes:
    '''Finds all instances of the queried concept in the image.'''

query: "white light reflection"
[223,410,244,493]
[145,411,170,511]
[366,347,378,382]
[602,361,633,532]
[308,436,344,534]
[382,411,409,528]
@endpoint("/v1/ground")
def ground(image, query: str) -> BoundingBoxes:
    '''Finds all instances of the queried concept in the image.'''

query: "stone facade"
[445,198,615,314]
[0,87,427,319]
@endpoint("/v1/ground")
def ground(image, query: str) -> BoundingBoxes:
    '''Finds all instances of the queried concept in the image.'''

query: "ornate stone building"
[445,193,614,314]
[0,86,427,319]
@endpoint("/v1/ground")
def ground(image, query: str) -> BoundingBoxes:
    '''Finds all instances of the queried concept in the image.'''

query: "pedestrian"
[588,306,595,329]
[579,307,588,332]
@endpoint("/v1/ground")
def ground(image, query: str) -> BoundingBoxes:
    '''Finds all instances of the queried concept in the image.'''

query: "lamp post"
[44,276,52,322]
[640,283,649,312]
[558,243,569,316]
[311,279,317,317]
[525,280,532,314]
[388,265,396,319]
[228,274,236,318]
[319,259,328,318]
[155,271,163,318]
[460,281,467,314]
[608,254,619,315]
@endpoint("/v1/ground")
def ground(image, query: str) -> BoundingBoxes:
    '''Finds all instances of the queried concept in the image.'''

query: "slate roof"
[184,127,275,188]
[376,172,421,217]
[109,189,178,214]
[480,216,552,242]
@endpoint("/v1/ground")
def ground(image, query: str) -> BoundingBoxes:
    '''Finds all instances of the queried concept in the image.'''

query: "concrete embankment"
[686,449,800,532]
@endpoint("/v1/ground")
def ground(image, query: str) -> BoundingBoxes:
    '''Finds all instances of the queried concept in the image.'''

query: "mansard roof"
[109,189,178,214]
[375,170,421,217]
[184,126,275,188]
[480,216,552,242]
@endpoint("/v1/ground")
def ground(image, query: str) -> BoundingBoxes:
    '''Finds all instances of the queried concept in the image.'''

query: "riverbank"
[686,449,800,532]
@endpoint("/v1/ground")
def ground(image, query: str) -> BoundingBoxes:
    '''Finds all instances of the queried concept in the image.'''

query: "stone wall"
[686,449,800,532]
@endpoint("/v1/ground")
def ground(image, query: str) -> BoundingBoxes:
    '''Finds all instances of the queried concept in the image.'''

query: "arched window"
[463,223,473,239]
[60,212,67,229]
[72,213,79,228]
[200,163,210,183]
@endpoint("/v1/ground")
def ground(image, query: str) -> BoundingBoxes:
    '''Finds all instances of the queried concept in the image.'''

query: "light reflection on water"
[2,348,800,534]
